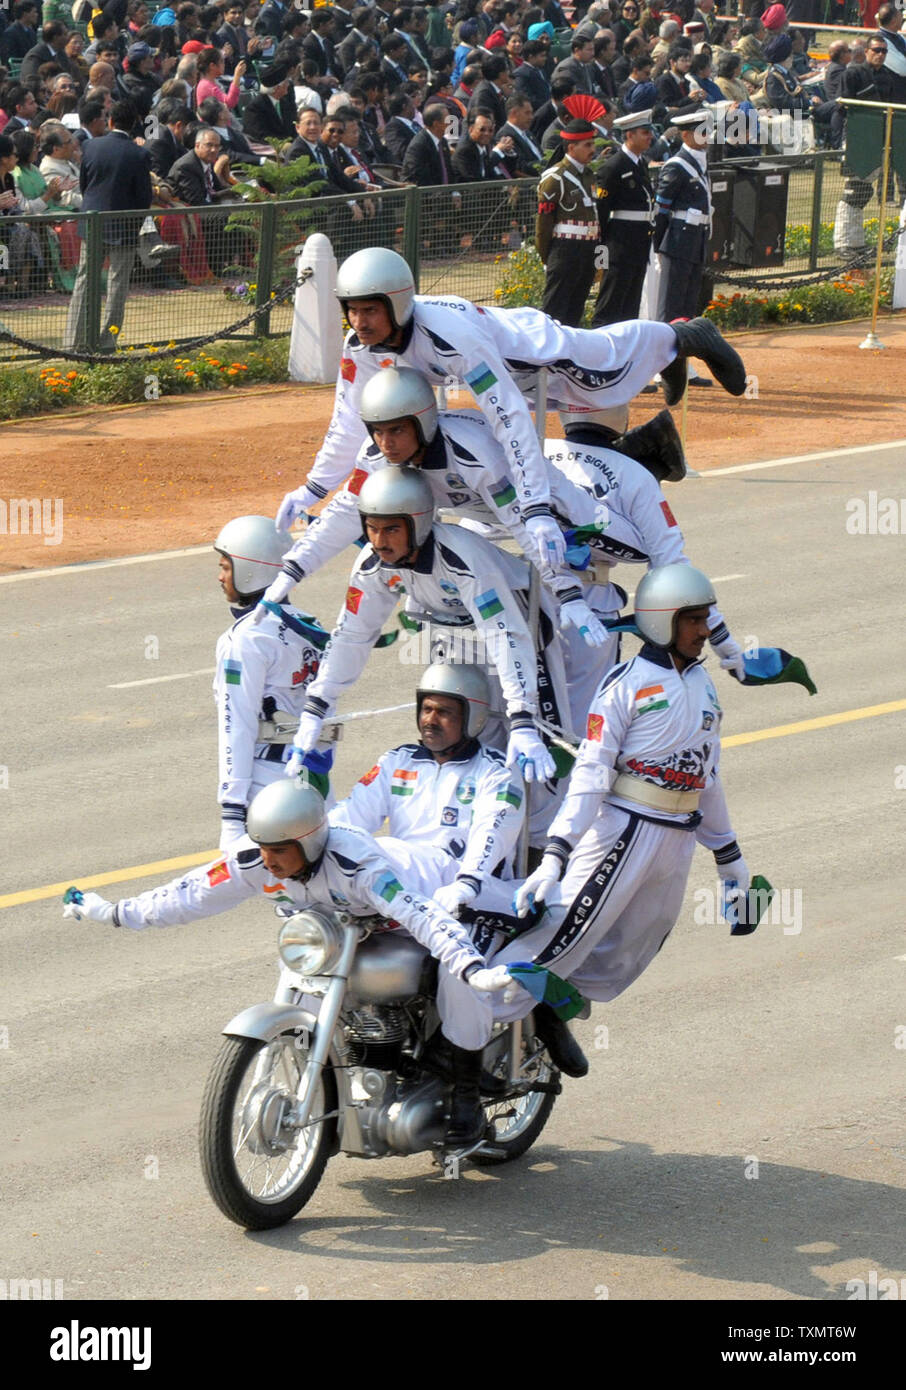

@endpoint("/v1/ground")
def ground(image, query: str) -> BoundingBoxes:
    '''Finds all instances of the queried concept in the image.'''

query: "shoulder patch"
[449,437,479,463]
[236,847,263,869]
[481,746,506,767]
[358,550,383,575]
[330,851,359,874]
[422,325,458,355]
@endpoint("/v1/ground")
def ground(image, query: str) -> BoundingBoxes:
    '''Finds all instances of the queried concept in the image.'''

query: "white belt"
[608,772,701,813]
[610,210,652,222]
[672,208,711,226]
[552,221,598,240]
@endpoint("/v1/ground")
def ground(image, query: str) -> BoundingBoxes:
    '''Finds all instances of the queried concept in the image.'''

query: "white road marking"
[703,439,906,478]
[108,667,215,689]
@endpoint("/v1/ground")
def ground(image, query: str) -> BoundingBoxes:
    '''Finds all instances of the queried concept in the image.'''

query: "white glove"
[285,713,323,777]
[716,853,750,913]
[63,890,116,924]
[467,964,521,1003]
[712,634,746,680]
[560,597,608,648]
[506,726,557,783]
[252,571,295,625]
[525,513,567,569]
[275,485,318,532]
[513,852,562,917]
[433,878,479,916]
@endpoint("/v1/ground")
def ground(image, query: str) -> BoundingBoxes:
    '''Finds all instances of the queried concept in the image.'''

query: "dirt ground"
[2,317,904,574]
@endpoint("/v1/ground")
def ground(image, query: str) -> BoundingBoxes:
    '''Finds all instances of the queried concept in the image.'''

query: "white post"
[894,195,906,310]
[288,233,343,384]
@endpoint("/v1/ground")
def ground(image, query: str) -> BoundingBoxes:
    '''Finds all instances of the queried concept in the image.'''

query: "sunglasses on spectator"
[868,45,887,52]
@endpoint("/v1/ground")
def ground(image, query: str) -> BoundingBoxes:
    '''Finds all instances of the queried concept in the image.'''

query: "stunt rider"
[213,515,332,849]
[275,246,747,565]
[494,565,754,1008]
[62,781,514,1148]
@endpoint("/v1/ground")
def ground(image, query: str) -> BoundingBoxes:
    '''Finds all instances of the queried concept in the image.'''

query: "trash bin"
[732,162,790,268]
[708,167,736,269]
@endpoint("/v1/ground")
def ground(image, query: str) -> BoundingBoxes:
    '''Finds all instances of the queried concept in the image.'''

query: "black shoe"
[667,317,746,403]
[531,1003,589,1079]
[689,375,712,388]
[613,407,687,484]
[445,1046,487,1147]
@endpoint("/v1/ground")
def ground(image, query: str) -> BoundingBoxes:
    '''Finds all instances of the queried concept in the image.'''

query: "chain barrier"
[0,266,312,364]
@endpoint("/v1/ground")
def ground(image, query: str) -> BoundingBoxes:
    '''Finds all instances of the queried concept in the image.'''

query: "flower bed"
[0,337,290,420]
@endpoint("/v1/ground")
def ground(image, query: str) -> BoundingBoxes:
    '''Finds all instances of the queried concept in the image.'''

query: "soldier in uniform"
[591,109,656,329]
[652,108,715,386]
[535,94,609,327]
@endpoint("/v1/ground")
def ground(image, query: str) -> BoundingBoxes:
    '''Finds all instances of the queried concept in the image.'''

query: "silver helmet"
[360,367,438,449]
[214,515,292,601]
[358,466,435,549]
[335,247,416,329]
[246,781,329,867]
[634,563,716,647]
[416,661,492,738]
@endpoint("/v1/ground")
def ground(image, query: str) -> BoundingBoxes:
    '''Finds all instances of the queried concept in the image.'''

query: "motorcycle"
[199,905,561,1230]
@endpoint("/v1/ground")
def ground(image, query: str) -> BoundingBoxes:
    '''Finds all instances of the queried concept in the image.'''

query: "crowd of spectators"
[0,0,903,299]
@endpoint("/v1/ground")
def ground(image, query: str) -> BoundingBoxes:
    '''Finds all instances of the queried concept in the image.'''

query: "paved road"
[3,443,906,1301]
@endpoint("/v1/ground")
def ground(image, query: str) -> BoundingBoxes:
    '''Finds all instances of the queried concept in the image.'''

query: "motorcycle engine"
[341,1005,447,1157]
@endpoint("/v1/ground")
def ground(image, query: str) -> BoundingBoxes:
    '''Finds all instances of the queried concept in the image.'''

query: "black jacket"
[382,115,419,164]
[513,62,550,111]
[241,90,298,142]
[146,126,184,178]
[170,149,228,205]
[496,121,544,176]
[79,129,153,244]
[451,135,507,182]
[401,127,456,186]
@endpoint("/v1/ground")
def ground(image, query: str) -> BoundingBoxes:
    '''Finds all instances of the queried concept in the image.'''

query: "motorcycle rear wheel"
[199,1033,337,1230]
[471,1022,557,1166]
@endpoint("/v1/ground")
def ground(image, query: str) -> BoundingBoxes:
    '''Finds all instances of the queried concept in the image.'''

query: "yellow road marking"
[4,698,906,911]
[723,698,906,748]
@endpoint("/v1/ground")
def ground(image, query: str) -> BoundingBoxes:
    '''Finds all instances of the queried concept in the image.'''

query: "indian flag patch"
[465,361,498,395]
[496,784,523,808]
[374,871,403,903]
[635,684,668,716]
[224,660,242,686]
[476,588,504,620]
[391,768,417,796]
[490,478,516,509]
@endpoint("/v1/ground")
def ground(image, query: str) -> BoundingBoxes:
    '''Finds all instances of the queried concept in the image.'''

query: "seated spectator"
[657,42,703,116]
[65,32,90,91]
[1,129,60,294]
[84,15,124,68]
[146,95,191,175]
[621,52,658,112]
[687,50,724,102]
[401,99,457,183]
[715,50,749,103]
[196,94,267,166]
[763,33,821,113]
[452,108,511,180]
[117,43,160,121]
[1,83,38,134]
[38,121,82,206]
[651,18,680,67]
[88,61,117,94]
[75,95,110,145]
[195,44,246,111]
[735,18,769,91]
[454,60,482,105]
[242,60,298,142]
[2,2,39,66]
[383,88,420,162]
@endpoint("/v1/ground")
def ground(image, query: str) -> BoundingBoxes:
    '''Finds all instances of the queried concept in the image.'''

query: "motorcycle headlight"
[277,908,344,977]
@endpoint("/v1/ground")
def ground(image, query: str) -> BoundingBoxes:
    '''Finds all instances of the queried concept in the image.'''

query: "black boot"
[445,1045,487,1147]
[531,1003,589,1079]
[612,408,687,485]
[661,317,747,408]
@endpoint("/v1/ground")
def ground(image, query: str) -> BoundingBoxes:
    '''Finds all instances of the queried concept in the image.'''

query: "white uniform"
[279,411,646,622]
[300,298,679,515]
[545,433,739,718]
[108,823,492,1049]
[331,739,525,890]
[492,642,742,1006]
[214,602,327,848]
[303,520,572,740]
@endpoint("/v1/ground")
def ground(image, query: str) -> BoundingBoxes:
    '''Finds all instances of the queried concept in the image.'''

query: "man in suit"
[551,34,596,96]
[64,98,152,353]
[468,54,512,130]
[1,84,38,136]
[514,40,552,111]
[401,102,457,185]
[302,8,340,80]
[452,110,512,183]
[592,108,655,327]
[146,97,191,177]
[242,61,298,142]
[656,43,703,119]
[591,32,619,101]
[383,90,420,163]
[381,34,412,94]
[170,124,244,272]
[20,20,75,87]
[875,3,906,104]
[337,7,380,75]
[1,0,38,65]
[496,95,545,176]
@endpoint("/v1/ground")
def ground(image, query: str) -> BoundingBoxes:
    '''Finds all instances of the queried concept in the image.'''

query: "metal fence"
[0,151,896,365]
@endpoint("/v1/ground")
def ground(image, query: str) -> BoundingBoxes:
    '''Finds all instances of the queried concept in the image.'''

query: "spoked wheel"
[199,1033,337,1229]
[471,1018,557,1166]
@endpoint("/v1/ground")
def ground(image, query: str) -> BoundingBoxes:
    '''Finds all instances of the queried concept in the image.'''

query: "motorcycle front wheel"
[199,1033,337,1230]
[471,1020,557,1166]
